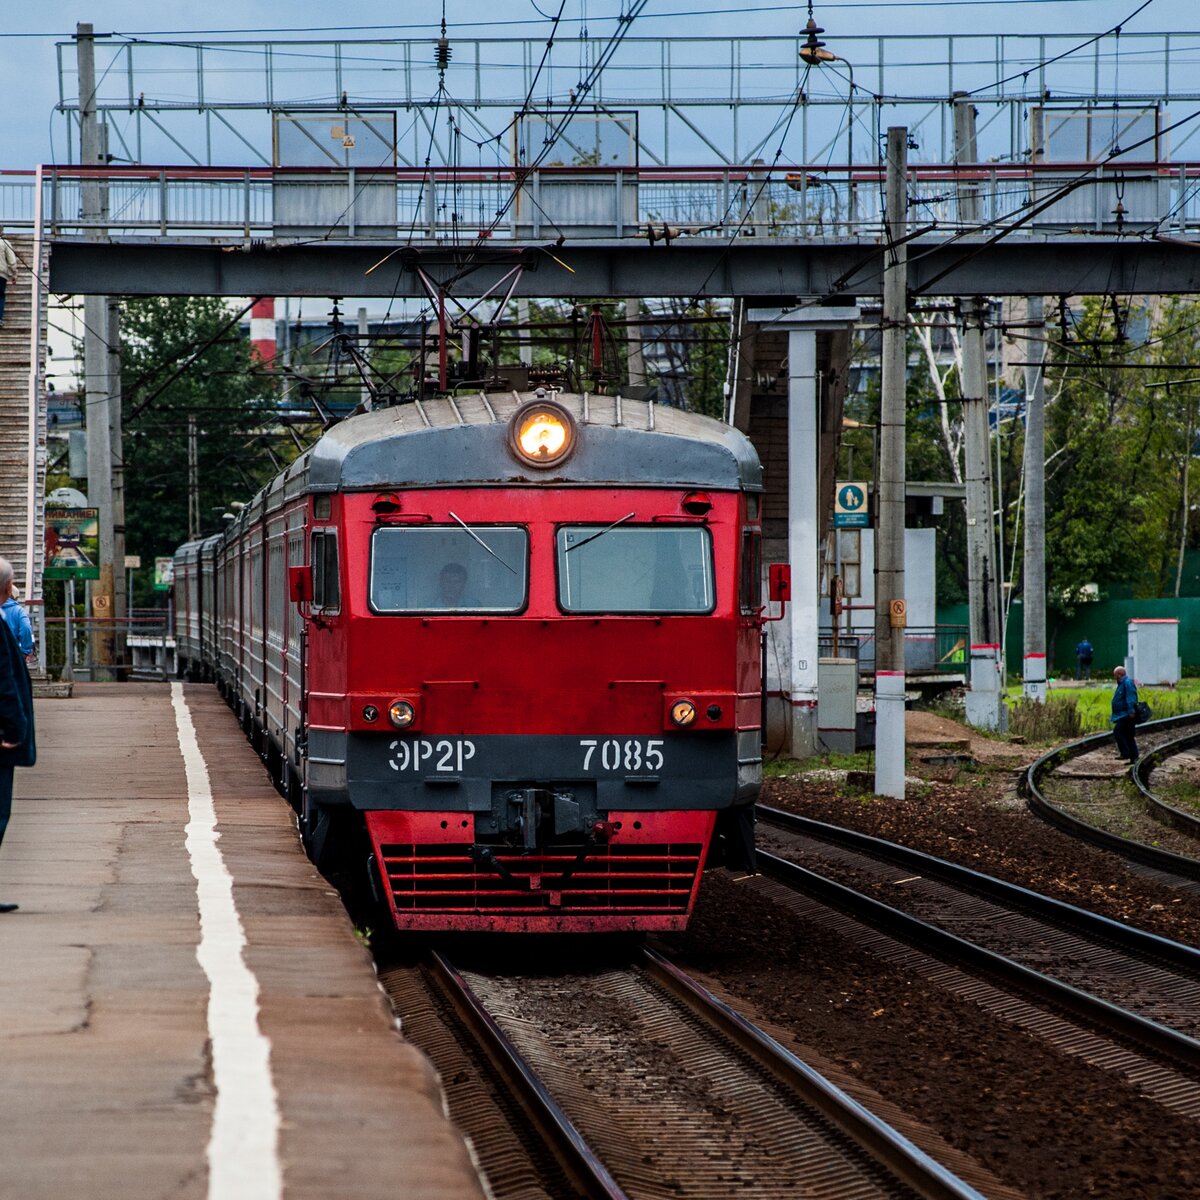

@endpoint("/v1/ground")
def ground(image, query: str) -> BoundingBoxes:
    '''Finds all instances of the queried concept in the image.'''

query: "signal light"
[671,700,697,727]
[388,700,416,729]
[510,400,575,467]
[362,704,379,723]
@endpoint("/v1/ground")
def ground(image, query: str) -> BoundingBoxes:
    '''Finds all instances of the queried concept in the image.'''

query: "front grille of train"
[378,842,704,912]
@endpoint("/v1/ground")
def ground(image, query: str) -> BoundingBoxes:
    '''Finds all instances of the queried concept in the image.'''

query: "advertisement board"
[44,507,101,580]
[154,557,174,591]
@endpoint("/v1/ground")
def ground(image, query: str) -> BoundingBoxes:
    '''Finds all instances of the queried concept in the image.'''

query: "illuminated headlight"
[671,700,698,727]
[388,700,416,729]
[510,400,575,467]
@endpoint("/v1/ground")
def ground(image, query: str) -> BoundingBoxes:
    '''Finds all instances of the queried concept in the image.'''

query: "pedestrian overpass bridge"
[4,159,1200,298]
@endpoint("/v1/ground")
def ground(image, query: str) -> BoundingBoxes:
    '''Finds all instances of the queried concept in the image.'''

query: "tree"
[841,317,972,605]
[117,297,279,597]
[1037,296,1193,613]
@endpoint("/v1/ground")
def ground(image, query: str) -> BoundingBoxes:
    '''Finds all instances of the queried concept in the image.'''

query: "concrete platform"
[0,682,486,1200]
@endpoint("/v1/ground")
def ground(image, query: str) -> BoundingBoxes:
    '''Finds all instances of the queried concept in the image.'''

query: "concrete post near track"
[874,126,909,799]
[1023,295,1048,701]
[748,302,860,758]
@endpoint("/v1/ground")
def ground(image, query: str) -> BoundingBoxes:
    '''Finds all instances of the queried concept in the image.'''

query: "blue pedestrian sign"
[834,481,869,528]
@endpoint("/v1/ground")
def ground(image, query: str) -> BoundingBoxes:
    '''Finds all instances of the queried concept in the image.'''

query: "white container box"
[1126,618,1181,686]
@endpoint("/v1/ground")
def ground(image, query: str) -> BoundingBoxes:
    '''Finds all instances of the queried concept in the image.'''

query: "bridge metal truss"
[50,31,1200,169]
[12,30,1200,299]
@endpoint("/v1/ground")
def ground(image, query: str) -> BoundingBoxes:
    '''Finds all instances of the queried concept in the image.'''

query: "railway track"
[755,804,1200,1114]
[1133,727,1200,839]
[1021,712,1200,883]
[381,947,987,1200]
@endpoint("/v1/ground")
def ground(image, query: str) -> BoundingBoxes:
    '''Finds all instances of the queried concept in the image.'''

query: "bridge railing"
[2,162,1197,241]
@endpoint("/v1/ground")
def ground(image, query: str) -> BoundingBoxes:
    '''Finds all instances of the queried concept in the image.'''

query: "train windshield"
[369,526,528,613]
[556,525,714,613]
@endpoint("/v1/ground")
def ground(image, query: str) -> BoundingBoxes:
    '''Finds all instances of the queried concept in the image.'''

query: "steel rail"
[641,948,988,1200]
[427,951,629,1200]
[1132,729,1200,839]
[1020,711,1200,880]
[758,805,1200,974]
[755,848,1200,1072]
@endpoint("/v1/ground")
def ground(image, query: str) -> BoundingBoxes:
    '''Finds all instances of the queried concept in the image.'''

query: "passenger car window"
[556,525,714,613]
[369,526,528,613]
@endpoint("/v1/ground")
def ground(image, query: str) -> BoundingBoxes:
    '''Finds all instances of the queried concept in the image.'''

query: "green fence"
[937,598,1198,679]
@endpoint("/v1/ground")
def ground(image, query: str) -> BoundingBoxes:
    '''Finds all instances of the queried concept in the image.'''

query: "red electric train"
[174,390,767,932]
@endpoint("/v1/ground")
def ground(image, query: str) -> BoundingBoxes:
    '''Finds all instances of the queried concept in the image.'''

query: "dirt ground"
[655,709,1200,1200]
[905,708,1032,766]
[766,710,1200,945]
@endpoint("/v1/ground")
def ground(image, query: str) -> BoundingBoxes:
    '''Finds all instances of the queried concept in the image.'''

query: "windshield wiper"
[448,511,518,574]
[563,511,637,554]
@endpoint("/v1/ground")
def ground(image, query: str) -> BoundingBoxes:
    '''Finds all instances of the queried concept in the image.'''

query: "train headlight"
[510,400,575,467]
[388,700,416,729]
[670,700,698,727]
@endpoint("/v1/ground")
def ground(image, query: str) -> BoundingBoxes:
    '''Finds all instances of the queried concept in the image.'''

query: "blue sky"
[1,0,1192,168]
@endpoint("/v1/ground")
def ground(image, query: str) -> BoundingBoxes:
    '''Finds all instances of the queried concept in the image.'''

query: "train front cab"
[299,396,765,933]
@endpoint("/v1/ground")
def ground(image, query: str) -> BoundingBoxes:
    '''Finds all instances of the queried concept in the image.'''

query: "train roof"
[304,391,763,494]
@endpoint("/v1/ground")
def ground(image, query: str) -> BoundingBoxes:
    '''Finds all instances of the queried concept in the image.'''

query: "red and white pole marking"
[249,298,276,364]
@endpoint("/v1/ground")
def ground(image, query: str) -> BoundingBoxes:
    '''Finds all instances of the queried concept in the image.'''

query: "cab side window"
[311,530,341,613]
[740,528,762,613]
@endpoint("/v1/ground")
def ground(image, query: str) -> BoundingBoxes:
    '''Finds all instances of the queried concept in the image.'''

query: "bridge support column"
[749,303,860,758]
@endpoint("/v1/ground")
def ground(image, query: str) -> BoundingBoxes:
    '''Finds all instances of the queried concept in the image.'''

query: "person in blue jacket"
[1,577,33,659]
[1075,637,1094,681]
[1111,665,1139,762]
[0,558,35,914]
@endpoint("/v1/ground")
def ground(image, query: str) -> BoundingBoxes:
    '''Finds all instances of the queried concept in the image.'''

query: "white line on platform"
[171,683,284,1200]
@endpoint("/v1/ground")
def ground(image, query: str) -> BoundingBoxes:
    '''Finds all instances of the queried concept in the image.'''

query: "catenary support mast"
[874,126,909,799]
[1023,296,1047,700]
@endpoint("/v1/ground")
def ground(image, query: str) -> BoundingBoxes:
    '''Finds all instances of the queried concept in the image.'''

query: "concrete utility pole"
[516,298,534,368]
[625,297,646,391]
[79,22,124,676]
[960,299,1004,728]
[357,306,372,410]
[1022,295,1048,700]
[188,414,200,540]
[953,94,1004,730]
[874,126,909,799]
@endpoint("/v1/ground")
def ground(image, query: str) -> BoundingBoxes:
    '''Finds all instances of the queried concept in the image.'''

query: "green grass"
[763,750,874,778]
[1006,679,1200,734]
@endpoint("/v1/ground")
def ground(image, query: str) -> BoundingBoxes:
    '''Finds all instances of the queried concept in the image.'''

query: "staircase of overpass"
[0,234,46,608]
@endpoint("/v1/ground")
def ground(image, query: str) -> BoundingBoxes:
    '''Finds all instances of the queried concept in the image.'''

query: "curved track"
[398,948,987,1200]
[1021,711,1200,881]
[1133,727,1200,839]
[757,804,1200,1090]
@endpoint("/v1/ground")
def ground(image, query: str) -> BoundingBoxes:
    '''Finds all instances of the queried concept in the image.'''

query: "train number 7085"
[579,738,664,773]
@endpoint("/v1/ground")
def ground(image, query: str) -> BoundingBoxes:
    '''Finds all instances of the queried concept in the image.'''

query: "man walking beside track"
[0,557,35,913]
[1111,665,1139,763]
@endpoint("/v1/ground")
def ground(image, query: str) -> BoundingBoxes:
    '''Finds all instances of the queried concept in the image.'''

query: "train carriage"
[176,390,767,933]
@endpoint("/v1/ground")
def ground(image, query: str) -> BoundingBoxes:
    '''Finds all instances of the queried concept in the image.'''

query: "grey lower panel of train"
[308,729,762,827]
